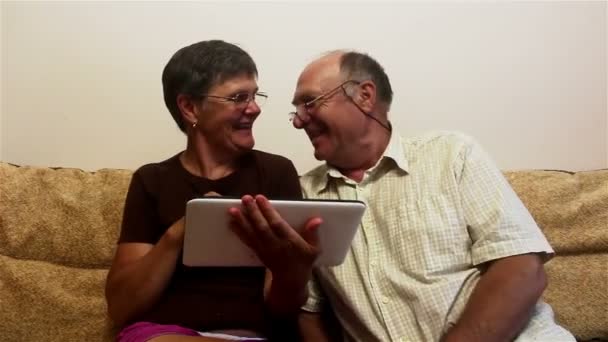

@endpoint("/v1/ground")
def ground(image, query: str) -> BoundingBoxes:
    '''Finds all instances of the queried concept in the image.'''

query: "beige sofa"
[0,162,606,341]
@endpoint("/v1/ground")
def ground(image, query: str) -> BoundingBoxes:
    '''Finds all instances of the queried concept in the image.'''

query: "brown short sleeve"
[118,170,162,244]
[273,158,303,200]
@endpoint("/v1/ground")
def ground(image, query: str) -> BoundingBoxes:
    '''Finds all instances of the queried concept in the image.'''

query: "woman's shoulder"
[250,149,295,168]
[133,153,182,181]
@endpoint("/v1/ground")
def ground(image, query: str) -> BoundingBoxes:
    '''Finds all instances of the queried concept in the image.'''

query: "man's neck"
[181,133,239,180]
[336,130,391,183]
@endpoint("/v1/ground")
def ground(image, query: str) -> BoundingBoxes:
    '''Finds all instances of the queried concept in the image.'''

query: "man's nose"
[292,112,311,129]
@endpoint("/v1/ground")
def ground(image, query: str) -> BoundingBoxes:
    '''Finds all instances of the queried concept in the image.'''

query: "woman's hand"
[228,194,322,314]
[166,191,221,248]
[228,194,322,279]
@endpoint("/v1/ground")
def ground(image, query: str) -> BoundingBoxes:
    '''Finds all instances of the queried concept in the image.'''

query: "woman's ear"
[177,94,199,127]
[356,80,377,113]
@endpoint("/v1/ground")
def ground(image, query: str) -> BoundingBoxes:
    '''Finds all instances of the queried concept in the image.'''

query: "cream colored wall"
[0,2,4,161]
[1,1,606,173]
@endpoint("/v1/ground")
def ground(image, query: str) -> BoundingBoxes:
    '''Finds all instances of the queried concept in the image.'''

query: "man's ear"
[356,80,376,113]
[177,93,199,127]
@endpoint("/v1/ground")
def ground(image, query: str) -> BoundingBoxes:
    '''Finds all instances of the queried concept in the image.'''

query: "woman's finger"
[228,207,257,249]
[241,195,278,244]
[254,195,296,239]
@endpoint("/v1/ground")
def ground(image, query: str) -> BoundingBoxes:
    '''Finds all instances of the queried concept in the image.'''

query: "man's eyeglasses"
[288,80,359,122]
[200,92,268,107]
[288,79,391,132]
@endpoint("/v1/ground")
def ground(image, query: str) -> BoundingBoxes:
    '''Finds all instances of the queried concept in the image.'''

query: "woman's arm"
[105,218,184,327]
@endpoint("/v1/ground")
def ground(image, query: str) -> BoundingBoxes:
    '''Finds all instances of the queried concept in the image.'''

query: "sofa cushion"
[0,163,132,268]
[0,254,116,341]
[543,253,608,341]
[504,170,608,254]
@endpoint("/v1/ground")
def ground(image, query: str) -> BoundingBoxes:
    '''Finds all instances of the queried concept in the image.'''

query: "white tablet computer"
[183,198,365,267]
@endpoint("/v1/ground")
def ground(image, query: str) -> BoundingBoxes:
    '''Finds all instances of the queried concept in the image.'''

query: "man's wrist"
[441,323,478,342]
[271,269,311,292]
[269,270,311,307]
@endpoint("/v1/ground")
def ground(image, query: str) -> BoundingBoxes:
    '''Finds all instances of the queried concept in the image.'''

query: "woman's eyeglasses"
[200,92,268,107]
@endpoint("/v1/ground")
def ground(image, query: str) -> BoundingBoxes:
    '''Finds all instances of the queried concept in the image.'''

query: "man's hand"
[228,194,322,276]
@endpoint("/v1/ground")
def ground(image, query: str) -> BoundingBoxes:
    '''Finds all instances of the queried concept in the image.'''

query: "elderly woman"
[105,40,319,342]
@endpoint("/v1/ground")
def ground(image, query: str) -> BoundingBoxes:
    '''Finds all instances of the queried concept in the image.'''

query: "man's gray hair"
[338,51,393,109]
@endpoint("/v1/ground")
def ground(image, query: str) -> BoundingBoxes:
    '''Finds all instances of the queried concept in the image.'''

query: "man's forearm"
[442,254,547,342]
[105,233,182,326]
[265,271,310,315]
[299,312,332,342]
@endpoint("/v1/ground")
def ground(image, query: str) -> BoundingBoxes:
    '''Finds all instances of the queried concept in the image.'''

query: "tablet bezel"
[183,197,365,267]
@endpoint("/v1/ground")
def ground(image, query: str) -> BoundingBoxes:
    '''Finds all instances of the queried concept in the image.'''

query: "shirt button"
[370,261,376,267]
[381,296,389,304]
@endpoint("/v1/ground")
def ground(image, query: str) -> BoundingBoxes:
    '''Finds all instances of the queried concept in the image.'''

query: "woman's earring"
[192,121,198,129]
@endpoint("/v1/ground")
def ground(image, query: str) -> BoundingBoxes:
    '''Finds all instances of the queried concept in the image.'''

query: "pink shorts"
[117,322,267,342]
[117,322,199,342]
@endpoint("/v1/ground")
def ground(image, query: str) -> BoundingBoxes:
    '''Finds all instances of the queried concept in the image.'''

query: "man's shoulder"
[300,163,328,181]
[299,164,330,195]
[402,130,479,162]
[404,130,476,150]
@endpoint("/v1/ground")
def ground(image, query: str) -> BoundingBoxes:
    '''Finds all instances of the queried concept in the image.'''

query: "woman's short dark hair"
[339,51,393,109]
[162,40,258,133]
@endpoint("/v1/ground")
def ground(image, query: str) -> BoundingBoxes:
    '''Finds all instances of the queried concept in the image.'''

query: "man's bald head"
[298,50,393,110]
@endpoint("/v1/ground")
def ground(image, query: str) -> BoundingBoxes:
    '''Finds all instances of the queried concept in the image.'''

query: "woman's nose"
[244,99,261,115]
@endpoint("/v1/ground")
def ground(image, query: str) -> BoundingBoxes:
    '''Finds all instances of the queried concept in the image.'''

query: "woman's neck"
[180,134,239,180]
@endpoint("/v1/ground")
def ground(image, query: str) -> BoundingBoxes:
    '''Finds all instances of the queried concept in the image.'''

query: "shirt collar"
[384,132,409,172]
[312,133,409,194]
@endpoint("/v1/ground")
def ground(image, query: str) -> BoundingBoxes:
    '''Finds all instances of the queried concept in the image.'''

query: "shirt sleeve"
[456,137,554,266]
[301,272,326,313]
[118,170,162,244]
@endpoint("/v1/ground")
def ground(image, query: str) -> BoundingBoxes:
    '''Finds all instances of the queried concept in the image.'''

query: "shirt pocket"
[390,194,472,276]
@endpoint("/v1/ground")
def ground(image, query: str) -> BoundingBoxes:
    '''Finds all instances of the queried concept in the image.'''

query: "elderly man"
[289,50,574,342]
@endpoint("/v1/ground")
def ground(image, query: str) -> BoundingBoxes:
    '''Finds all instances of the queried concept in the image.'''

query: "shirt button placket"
[359,184,391,339]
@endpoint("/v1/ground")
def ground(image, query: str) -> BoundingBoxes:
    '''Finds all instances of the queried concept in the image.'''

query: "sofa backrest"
[0,163,132,268]
[505,170,607,254]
